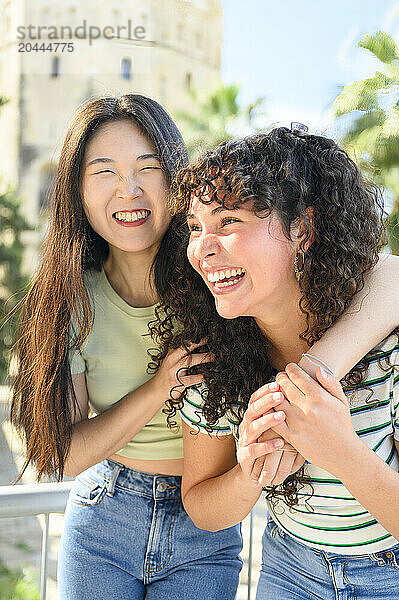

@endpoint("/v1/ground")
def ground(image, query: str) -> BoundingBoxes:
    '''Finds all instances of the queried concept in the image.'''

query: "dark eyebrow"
[212,206,230,215]
[86,154,160,167]
[187,206,231,220]
[136,153,160,162]
[86,157,116,167]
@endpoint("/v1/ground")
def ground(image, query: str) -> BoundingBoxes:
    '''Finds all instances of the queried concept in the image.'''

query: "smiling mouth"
[206,267,246,289]
[113,210,151,223]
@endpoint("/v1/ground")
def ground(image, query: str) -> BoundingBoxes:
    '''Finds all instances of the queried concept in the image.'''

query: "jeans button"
[157,481,168,492]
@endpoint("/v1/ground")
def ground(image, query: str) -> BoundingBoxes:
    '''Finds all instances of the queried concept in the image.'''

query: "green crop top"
[69,269,183,460]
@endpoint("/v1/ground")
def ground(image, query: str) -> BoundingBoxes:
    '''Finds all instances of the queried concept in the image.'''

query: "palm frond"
[175,83,266,159]
[341,110,385,144]
[359,31,399,64]
[333,73,392,117]
[382,104,399,136]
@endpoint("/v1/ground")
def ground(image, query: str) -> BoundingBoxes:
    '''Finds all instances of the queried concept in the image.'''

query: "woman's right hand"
[237,383,287,487]
[152,341,213,400]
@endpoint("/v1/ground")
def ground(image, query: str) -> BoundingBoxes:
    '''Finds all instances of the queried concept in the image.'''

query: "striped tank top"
[180,334,399,555]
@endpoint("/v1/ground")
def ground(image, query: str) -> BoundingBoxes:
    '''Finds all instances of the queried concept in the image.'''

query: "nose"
[193,231,219,261]
[117,175,142,200]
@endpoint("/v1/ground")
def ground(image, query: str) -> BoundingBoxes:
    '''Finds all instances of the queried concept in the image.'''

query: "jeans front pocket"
[70,475,107,507]
[266,517,280,539]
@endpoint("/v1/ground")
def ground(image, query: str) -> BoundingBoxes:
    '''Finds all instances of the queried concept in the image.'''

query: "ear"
[296,206,314,251]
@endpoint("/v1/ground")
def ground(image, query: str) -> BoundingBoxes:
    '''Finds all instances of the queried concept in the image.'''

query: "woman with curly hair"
[156,127,399,599]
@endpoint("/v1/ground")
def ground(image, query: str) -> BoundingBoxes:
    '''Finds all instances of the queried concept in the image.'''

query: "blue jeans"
[58,459,242,599]
[256,517,399,599]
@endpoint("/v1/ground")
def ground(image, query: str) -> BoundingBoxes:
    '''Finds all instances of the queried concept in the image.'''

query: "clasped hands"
[237,363,356,488]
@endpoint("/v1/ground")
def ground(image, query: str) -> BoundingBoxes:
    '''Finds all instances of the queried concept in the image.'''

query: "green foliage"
[15,542,32,553]
[0,98,30,382]
[388,209,399,254]
[359,31,399,64]
[0,560,40,600]
[177,83,266,161]
[333,31,399,254]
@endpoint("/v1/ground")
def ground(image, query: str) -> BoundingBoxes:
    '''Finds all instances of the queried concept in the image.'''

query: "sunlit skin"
[81,119,170,263]
[78,119,186,474]
[181,195,399,546]
[187,197,313,368]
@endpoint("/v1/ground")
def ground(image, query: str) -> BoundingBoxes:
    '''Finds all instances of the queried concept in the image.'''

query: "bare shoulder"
[375,253,399,275]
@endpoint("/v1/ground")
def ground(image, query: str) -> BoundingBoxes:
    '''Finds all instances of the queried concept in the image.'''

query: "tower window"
[121,57,132,80]
[51,56,60,78]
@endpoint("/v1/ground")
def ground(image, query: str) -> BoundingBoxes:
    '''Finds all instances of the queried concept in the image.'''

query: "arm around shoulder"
[299,254,399,380]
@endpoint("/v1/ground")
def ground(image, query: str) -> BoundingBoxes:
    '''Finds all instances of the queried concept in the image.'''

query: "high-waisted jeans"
[58,459,242,600]
[256,516,399,599]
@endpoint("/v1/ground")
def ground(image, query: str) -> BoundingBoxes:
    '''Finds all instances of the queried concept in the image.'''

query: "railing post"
[40,513,50,600]
[247,509,253,600]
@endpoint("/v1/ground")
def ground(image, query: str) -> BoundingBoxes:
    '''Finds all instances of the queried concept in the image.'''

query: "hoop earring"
[294,250,305,282]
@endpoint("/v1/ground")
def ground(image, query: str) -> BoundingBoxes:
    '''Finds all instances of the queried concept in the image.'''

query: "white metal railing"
[0,483,255,600]
[0,482,73,600]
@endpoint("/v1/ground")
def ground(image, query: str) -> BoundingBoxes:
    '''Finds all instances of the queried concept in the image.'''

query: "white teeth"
[206,267,245,283]
[215,278,240,288]
[114,210,150,222]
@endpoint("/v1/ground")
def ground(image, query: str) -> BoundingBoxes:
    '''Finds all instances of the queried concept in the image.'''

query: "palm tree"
[333,31,399,253]
[177,83,266,161]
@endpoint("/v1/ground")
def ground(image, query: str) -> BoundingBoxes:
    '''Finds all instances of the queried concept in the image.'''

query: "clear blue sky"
[221,0,399,133]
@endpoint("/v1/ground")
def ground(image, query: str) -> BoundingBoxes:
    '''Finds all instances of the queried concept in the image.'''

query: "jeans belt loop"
[106,464,123,497]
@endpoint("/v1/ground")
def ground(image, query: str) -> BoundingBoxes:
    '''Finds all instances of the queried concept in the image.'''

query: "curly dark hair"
[150,127,395,506]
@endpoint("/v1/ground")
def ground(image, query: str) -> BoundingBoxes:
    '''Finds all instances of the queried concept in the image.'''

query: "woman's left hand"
[241,382,306,486]
[271,365,360,476]
[251,439,306,487]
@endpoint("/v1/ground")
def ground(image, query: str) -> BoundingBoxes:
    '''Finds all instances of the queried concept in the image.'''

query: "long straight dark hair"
[10,95,188,481]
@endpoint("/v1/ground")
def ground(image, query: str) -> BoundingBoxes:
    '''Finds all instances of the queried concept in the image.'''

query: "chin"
[214,299,245,320]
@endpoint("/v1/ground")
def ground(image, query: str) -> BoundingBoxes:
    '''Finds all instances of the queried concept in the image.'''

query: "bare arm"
[181,424,261,531]
[338,438,399,540]
[273,365,399,540]
[64,373,167,477]
[64,344,211,477]
[181,390,287,531]
[298,254,399,379]
[257,254,399,482]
